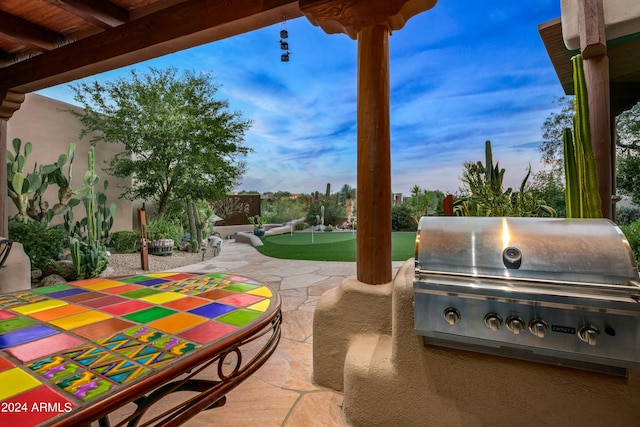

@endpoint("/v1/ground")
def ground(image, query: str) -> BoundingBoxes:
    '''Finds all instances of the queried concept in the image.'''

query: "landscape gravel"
[107,250,211,277]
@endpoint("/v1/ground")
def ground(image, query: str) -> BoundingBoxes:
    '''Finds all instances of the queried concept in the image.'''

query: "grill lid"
[415,217,639,286]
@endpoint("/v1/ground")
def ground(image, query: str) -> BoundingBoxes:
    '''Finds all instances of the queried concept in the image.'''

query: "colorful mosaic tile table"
[0,272,281,427]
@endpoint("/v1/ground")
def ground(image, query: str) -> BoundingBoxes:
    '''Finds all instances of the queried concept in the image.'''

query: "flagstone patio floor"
[98,239,404,427]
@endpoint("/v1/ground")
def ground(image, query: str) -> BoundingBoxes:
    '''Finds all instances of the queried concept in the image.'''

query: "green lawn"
[255,231,416,262]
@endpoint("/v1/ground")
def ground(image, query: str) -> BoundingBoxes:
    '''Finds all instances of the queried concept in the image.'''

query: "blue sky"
[38,0,565,196]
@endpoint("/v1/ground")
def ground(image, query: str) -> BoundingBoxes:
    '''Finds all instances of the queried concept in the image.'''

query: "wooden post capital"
[578,0,606,58]
[0,90,25,119]
[300,0,437,39]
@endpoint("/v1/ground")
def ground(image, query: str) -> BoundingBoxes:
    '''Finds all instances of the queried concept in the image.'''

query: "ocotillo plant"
[563,55,602,218]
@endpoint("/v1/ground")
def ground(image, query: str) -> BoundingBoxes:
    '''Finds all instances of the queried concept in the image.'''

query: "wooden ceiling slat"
[44,0,130,29]
[538,18,574,95]
[609,39,640,82]
[2,0,94,35]
[0,9,65,51]
[129,0,189,20]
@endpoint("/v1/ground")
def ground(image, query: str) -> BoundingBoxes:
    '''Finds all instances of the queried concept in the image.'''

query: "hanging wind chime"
[279,16,290,62]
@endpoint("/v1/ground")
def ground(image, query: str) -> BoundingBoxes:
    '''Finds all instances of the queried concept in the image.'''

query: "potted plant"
[249,215,266,237]
[146,217,182,256]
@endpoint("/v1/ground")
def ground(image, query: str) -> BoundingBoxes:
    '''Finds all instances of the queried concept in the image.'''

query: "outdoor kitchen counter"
[319,259,640,426]
[0,272,281,426]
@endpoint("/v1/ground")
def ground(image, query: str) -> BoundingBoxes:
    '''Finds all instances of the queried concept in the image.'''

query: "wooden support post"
[300,0,437,285]
[0,90,26,237]
[583,55,612,219]
[356,24,392,285]
[138,208,149,271]
[443,194,454,216]
[579,0,612,219]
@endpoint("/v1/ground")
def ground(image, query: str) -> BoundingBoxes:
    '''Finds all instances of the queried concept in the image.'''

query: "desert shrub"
[306,197,344,226]
[392,204,417,232]
[8,219,66,270]
[262,199,307,224]
[616,206,640,226]
[456,141,555,217]
[146,217,183,243]
[110,231,140,253]
[620,219,640,264]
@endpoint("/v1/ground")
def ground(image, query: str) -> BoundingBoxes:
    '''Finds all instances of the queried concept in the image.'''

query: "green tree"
[540,99,640,211]
[536,96,574,215]
[391,204,415,231]
[618,153,640,205]
[617,102,640,151]
[530,170,566,217]
[262,198,307,224]
[306,186,344,226]
[337,184,356,204]
[69,67,252,215]
[407,185,444,222]
[540,96,574,175]
[616,102,640,205]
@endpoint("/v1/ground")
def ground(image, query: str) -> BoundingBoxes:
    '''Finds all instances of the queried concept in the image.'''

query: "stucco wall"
[561,0,640,50]
[6,93,133,231]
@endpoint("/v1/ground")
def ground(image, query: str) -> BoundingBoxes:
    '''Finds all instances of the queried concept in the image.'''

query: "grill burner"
[413,217,640,376]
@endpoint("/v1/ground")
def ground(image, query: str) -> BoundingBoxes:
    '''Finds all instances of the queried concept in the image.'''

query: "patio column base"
[0,241,31,293]
[312,274,394,391]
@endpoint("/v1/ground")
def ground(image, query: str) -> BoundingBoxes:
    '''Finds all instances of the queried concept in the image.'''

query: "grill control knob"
[443,307,461,326]
[506,316,525,335]
[528,319,549,339]
[578,325,600,346]
[484,313,503,332]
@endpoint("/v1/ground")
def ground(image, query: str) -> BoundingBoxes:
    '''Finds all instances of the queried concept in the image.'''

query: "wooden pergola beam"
[611,82,640,116]
[0,0,302,94]
[0,10,64,52]
[44,0,130,29]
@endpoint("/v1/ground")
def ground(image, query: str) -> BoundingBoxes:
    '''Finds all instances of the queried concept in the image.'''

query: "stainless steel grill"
[413,217,640,375]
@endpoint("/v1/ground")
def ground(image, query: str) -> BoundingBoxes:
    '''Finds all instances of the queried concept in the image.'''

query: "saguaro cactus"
[65,146,114,279]
[563,55,602,218]
[186,198,200,252]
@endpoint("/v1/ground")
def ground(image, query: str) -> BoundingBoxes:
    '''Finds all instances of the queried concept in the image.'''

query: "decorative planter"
[148,239,174,256]
[253,228,265,237]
